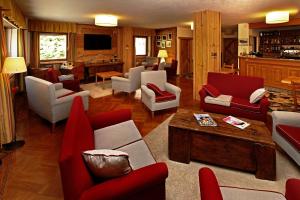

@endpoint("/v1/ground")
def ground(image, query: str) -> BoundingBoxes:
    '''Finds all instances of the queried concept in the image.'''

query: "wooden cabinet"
[239,57,300,89]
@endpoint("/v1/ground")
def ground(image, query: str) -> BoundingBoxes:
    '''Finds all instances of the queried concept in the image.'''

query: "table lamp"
[158,50,168,63]
[2,57,27,150]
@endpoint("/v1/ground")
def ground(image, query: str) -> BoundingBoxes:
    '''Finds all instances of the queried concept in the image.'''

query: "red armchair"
[199,167,300,200]
[47,68,80,92]
[199,72,269,122]
[59,96,168,200]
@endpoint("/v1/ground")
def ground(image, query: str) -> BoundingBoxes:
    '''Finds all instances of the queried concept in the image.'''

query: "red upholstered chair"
[199,167,300,200]
[47,68,80,92]
[59,96,168,200]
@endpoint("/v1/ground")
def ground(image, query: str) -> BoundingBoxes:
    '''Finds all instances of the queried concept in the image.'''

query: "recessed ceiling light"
[266,11,289,24]
[95,15,118,27]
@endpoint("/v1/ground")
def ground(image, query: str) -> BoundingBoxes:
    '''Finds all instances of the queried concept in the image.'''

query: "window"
[39,33,67,61]
[135,37,147,56]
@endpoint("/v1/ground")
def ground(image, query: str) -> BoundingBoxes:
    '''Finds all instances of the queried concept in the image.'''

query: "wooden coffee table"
[95,71,123,89]
[168,109,276,180]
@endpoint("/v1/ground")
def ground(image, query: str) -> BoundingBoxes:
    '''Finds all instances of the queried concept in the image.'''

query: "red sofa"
[199,167,300,200]
[47,68,81,92]
[199,72,269,122]
[59,96,168,200]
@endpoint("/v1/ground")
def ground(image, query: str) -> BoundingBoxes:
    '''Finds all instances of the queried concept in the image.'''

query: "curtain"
[0,0,26,28]
[30,32,39,68]
[0,13,14,145]
[17,29,26,91]
[28,19,76,33]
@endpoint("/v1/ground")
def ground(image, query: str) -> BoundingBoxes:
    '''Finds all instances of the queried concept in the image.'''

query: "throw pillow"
[58,74,74,81]
[203,84,221,98]
[82,149,132,179]
[146,83,164,96]
[249,88,266,104]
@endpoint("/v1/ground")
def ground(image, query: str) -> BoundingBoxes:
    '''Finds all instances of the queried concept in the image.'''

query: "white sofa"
[141,71,181,117]
[25,76,89,131]
[272,111,300,166]
[111,66,144,94]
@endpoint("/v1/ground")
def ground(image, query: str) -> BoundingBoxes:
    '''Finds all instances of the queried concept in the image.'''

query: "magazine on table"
[193,113,217,126]
[223,116,250,129]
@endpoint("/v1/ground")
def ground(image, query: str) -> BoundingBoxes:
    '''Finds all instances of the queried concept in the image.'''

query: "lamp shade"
[266,11,289,24]
[2,57,27,74]
[157,50,168,58]
[95,15,118,27]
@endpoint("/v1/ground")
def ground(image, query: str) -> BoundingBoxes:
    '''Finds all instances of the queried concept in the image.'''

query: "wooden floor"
[0,76,199,200]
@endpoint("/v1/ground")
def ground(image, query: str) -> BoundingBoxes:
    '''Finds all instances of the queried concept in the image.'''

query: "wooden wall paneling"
[121,27,134,73]
[193,10,221,100]
[154,27,177,62]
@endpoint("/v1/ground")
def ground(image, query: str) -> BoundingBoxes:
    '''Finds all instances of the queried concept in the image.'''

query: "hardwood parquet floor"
[0,76,199,200]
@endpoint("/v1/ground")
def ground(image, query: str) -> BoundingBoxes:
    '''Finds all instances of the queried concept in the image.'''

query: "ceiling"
[15,0,300,28]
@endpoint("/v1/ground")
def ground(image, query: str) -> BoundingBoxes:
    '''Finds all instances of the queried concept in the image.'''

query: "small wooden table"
[168,109,276,180]
[95,71,123,89]
[281,76,300,111]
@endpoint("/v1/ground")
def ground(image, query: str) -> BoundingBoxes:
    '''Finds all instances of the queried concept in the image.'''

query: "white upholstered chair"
[141,71,181,117]
[25,76,89,131]
[111,66,145,94]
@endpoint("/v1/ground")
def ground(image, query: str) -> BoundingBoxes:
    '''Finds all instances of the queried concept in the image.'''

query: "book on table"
[193,113,217,126]
[223,116,250,129]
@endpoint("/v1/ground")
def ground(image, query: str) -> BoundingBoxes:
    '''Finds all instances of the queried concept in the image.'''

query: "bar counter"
[239,56,300,89]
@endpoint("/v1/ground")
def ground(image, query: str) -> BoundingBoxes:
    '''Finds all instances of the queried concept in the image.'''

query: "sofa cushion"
[203,84,221,98]
[231,97,261,112]
[276,125,300,151]
[82,149,132,179]
[249,88,266,103]
[147,83,164,96]
[155,91,176,102]
[204,95,232,107]
[94,120,142,150]
[116,140,156,170]
[55,88,73,98]
[58,74,75,81]
[47,68,60,83]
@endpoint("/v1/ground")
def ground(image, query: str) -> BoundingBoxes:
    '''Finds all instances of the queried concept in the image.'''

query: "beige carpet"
[80,81,112,98]
[144,115,300,200]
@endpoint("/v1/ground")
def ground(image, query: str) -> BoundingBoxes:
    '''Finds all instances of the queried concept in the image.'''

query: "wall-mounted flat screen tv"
[84,34,112,50]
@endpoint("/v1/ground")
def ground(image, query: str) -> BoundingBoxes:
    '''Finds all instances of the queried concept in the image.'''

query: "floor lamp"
[2,57,27,150]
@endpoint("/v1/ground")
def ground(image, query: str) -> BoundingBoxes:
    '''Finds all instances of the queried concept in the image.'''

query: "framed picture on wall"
[161,41,166,48]
[239,38,249,46]
[162,35,167,41]
[168,33,172,40]
[156,41,161,47]
[166,41,171,47]
[156,35,161,40]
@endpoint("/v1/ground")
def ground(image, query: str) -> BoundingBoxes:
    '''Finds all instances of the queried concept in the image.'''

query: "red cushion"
[155,91,176,102]
[59,96,95,200]
[231,97,261,112]
[47,68,60,83]
[203,84,221,98]
[199,168,223,200]
[286,178,300,200]
[276,125,300,151]
[147,83,164,96]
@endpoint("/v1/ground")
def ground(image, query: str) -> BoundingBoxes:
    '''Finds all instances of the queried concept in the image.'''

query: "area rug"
[144,116,300,200]
[80,81,112,98]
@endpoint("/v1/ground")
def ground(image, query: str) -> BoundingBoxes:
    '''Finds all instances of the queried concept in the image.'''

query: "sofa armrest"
[165,82,181,97]
[54,91,89,105]
[88,109,132,130]
[272,111,300,128]
[141,85,155,102]
[285,178,300,200]
[80,162,168,200]
[111,76,130,82]
[199,168,223,200]
[54,83,63,90]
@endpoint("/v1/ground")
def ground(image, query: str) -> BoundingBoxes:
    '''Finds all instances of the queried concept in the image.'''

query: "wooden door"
[223,38,238,68]
[180,38,193,76]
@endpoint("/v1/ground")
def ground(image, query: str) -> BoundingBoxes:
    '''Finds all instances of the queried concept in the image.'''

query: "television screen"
[84,34,112,50]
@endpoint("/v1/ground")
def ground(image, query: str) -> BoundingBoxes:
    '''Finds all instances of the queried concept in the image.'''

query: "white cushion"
[204,95,232,107]
[58,74,74,81]
[249,88,266,104]
[116,140,156,170]
[94,120,142,150]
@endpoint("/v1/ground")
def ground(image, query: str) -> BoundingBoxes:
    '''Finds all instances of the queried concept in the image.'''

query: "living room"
[0,0,300,199]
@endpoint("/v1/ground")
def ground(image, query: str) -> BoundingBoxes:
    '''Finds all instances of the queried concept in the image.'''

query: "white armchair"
[272,111,300,165]
[25,76,89,131]
[111,66,144,94]
[141,71,181,117]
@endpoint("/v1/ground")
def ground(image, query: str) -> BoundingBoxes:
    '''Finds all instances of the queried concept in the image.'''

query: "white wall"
[176,26,193,75]
[238,23,249,56]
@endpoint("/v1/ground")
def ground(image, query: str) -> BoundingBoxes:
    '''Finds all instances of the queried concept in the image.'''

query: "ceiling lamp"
[266,11,289,24]
[191,22,194,30]
[95,15,118,27]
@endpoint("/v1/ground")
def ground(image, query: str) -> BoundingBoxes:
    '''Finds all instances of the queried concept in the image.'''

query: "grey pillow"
[58,74,74,81]
[82,149,132,178]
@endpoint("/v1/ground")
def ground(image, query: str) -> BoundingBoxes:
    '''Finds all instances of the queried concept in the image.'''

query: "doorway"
[179,38,193,76]
[223,38,238,68]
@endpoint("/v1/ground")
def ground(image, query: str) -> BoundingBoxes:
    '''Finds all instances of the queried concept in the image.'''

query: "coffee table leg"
[255,143,276,181]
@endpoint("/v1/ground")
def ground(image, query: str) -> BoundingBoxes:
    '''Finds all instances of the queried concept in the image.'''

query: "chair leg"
[51,123,56,133]
[112,89,114,95]
[151,111,155,118]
